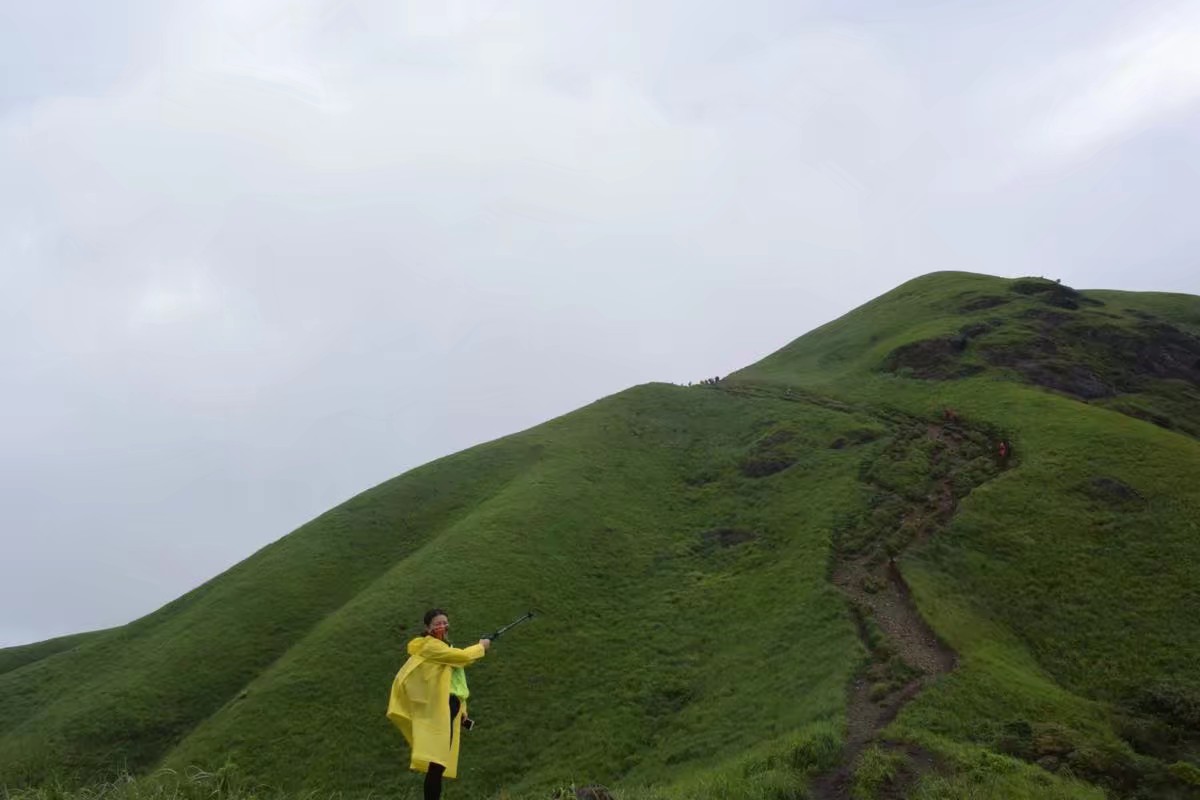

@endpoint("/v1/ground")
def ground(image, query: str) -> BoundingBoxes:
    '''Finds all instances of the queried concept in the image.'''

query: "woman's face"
[427,614,449,640]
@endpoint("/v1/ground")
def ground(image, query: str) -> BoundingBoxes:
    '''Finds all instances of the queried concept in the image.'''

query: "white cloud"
[1026,4,1200,161]
[130,267,221,326]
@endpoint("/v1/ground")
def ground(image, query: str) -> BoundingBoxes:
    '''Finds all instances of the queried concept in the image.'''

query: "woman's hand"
[479,638,492,651]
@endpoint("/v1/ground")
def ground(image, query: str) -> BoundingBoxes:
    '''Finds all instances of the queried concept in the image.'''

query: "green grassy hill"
[3,271,1198,800]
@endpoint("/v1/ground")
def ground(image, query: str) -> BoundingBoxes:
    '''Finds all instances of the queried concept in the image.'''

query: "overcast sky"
[2,0,1198,647]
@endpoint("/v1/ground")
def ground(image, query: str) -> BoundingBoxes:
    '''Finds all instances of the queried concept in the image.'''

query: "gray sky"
[2,0,1198,647]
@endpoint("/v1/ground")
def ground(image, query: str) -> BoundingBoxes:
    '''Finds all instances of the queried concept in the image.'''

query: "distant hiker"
[387,609,491,800]
[997,440,1012,461]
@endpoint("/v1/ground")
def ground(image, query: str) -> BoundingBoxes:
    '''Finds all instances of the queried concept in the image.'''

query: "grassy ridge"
[734,271,1200,796]
[0,630,113,678]
[2,383,888,797]
[3,271,1199,799]
[157,385,875,796]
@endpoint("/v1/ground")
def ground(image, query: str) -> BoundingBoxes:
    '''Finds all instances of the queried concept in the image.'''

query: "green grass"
[4,271,1199,799]
[2,384,875,797]
[907,739,1108,800]
[851,745,908,799]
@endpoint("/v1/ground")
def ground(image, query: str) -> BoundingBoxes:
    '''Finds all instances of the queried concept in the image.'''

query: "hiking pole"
[481,610,538,641]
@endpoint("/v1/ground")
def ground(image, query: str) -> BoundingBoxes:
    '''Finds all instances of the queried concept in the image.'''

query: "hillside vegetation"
[2,271,1198,800]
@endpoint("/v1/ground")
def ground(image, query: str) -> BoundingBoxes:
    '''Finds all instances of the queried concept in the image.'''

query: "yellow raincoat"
[387,636,486,779]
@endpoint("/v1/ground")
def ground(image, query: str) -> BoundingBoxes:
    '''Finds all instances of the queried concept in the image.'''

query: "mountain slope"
[734,271,1200,796]
[0,437,548,780]
[3,271,1198,799]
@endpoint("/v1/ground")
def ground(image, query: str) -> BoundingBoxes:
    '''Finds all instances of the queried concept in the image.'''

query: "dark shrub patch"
[881,338,984,380]
[959,321,997,339]
[1169,761,1200,787]
[1064,743,1144,793]
[1019,307,1075,329]
[999,717,1170,793]
[1134,682,1200,731]
[831,428,882,449]
[1078,476,1147,510]
[1012,278,1067,295]
[1111,403,1177,431]
[698,528,758,548]
[959,295,1012,312]
[981,338,1115,399]
[1009,278,1106,309]
[978,317,1200,403]
[1132,323,1200,385]
[996,719,1034,759]
[1058,322,1200,392]
[740,456,795,477]
[1114,712,1185,761]
[756,429,796,449]
[846,427,883,444]
[1031,722,1077,764]
[741,426,803,477]
[644,681,694,715]
[683,469,718,486]
[1024,363,1114,399]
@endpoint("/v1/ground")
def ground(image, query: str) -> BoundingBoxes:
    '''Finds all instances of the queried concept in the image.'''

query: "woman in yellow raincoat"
[387,609,491,800]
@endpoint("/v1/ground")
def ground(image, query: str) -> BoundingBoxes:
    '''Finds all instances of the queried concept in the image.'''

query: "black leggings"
[423,696,462,800]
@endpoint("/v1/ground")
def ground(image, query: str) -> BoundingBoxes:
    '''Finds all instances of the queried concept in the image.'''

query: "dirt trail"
[710,382,1006,797]
[807,551,954,798]
[808,420,996,799]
